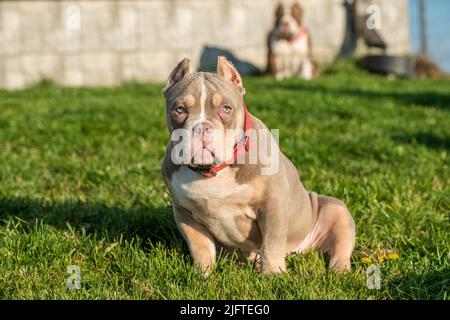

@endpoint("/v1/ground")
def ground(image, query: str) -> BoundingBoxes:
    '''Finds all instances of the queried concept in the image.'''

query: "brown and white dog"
[162,57,355,275]
[266,1,317,80]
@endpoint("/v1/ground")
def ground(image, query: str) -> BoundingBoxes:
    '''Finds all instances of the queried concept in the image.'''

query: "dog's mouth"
[191,147,217,166]
[282,30,297,39]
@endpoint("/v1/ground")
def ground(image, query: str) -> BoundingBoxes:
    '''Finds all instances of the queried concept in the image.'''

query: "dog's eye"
[174,105,187,114]
[222,105,232,114]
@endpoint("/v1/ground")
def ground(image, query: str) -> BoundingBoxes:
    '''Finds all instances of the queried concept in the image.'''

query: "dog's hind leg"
[308,194,356,272]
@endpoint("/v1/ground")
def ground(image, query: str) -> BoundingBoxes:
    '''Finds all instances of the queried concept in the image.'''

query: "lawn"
[0,61,448,299]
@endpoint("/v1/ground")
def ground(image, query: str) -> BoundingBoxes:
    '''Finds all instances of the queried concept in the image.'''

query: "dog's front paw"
[329,258,351,273]
[195,263,214,279]
[260,260,286,275]
[201,268,212,279]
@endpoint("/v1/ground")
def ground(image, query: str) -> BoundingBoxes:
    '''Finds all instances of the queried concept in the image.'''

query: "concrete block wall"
[0,0,410,89]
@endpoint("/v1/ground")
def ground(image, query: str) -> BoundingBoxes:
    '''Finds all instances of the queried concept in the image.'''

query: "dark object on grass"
[359,55,414,77]
[414,55,446,80]
[359,54,447,79]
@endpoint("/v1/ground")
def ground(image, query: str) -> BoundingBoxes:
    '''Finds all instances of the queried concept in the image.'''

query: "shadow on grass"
[391,132,450,150]
[264,82,450,111]
[0,196,183,250]
[388,269,450,299]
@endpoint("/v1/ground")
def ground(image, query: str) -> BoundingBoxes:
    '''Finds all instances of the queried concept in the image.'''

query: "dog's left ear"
[164,58,190,93]
[217,56,245,94]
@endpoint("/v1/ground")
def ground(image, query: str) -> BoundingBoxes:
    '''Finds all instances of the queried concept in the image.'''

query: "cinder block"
[0,2,21,32]
[240,46,266,70]
[82,71,121,86]
[21,12,44,53]
[56,29,82,54]
[79,10,105,51]
[3,56,26,89]
[3,56,22,73]
[81,51,118,72]
[104,7,138,51]
[22,54,62,82]
[4,71,27,89]
[164,4,195,49]
[77,0,116,28]
[61,54,83,86]
[136,8,161,49]
[63,70,83,86]
[81,51,120,86]
[120,52,139,81]
[0,5,22,55]
[136,49,174,82]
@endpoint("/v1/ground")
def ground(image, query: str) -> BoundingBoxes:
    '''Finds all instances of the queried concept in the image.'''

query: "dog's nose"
[281,21,291,32]
[193,122,213,137]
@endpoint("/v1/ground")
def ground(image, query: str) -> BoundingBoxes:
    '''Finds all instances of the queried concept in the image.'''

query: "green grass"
[0,60,448,299]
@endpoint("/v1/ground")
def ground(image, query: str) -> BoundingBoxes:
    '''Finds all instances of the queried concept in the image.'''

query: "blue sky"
[409,0,450,71]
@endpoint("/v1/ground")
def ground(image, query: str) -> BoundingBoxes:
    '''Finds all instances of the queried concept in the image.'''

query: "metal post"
[419,0,427,56]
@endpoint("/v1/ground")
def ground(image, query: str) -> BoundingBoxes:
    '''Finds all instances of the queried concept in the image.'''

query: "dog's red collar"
[188,101,252,178]
[290,26,309,42]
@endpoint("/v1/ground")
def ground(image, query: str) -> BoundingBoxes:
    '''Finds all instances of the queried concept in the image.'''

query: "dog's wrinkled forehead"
[164,72,242,110]
[163,56,246,132]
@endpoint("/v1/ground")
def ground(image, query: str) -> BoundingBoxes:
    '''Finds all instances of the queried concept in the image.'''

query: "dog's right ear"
[291,2,303,25]
[164,58,190,92]
[275,3,284,21]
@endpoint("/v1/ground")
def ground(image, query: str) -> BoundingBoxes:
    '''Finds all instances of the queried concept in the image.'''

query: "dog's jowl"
[162,56,355,275]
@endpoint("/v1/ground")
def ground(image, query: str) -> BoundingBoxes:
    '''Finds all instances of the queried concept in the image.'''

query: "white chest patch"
[271,35,313,80]
[272,36,309,57]
[169,166,258,248]
[291,36,309,56]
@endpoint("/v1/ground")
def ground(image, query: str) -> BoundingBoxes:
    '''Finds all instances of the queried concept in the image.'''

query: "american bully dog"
[162,56,355,275]
[266,1,318,80]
